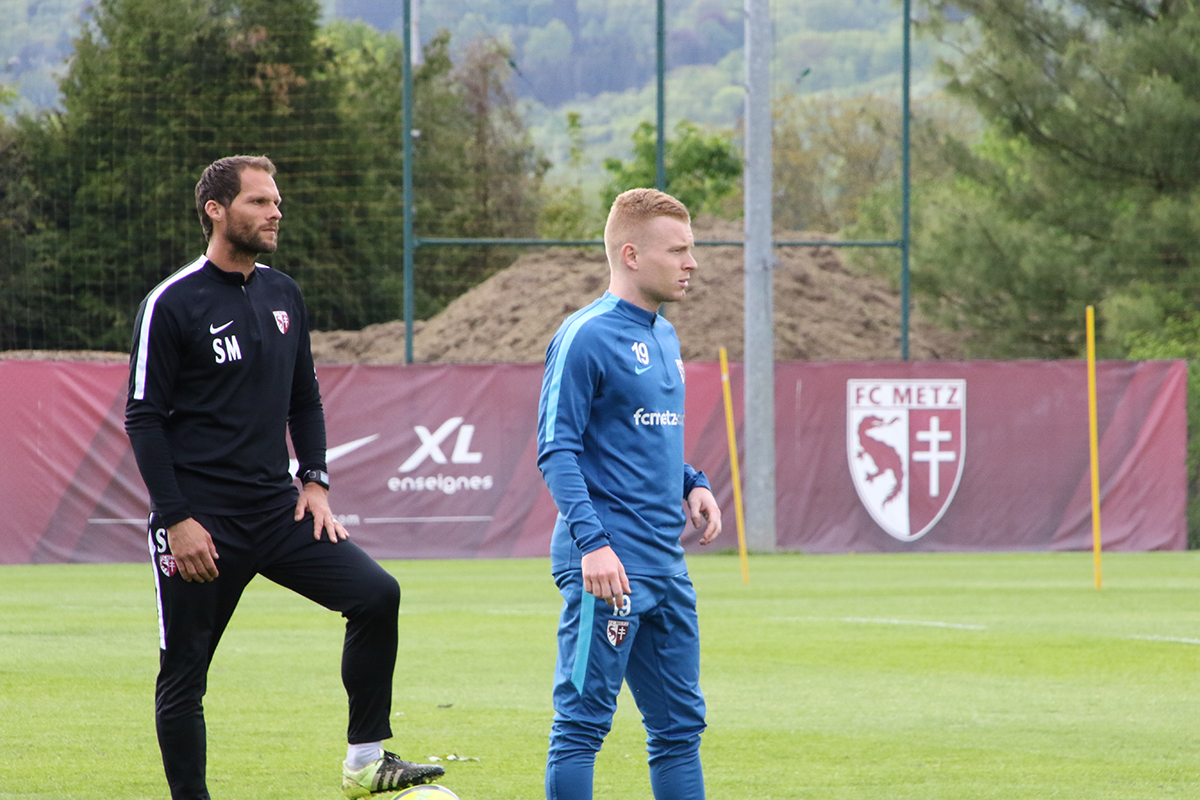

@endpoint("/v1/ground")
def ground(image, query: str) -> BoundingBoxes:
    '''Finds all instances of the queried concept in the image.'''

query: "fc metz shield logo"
[159,554,178,578]
[273,311,290,334]
[607,619,630,647]
[847,380,966,542]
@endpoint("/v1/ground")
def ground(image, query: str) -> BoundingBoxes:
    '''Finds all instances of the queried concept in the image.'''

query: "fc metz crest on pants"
[273,310,290,334]
[607,619,630,647]
[847,379,966,542]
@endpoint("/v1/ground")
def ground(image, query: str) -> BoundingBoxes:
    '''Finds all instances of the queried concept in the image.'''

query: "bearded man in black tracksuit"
[125,155,442,800]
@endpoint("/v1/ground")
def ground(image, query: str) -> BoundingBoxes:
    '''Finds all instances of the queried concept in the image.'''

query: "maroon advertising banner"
[759,361,1187,553]
[0,358,1185,564]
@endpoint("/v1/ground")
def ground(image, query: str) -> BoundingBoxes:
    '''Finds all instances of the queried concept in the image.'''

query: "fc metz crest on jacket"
[607,619,630,647]
[847,380,966,542]
[273,310,290,334]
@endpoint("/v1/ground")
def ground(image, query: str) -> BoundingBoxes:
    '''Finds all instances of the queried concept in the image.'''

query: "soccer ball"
[390,786,460,800]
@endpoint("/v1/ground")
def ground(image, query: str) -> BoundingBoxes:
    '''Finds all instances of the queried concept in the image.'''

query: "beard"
[225,214,278,256]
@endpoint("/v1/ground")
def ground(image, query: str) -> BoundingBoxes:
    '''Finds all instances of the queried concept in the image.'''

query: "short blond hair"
[603,188,691,267]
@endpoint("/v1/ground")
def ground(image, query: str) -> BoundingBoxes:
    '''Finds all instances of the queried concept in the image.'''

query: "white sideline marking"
[771,617,1197,643]
[842,617,987,631]
[1127,635,1200,646]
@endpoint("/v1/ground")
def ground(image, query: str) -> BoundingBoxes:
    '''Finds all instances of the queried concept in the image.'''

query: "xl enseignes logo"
[387,416,494,494]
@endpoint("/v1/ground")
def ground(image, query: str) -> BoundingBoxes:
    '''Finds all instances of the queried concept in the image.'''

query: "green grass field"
[2,552,1198,799]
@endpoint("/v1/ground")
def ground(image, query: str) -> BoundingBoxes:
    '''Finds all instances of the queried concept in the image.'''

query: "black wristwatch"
[301,469,330,489]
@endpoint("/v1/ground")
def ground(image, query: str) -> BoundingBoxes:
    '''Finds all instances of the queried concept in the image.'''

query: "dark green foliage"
[901,0,1200,358]
[0,1,544,349]
[601,120,741,217]
[1127,316,1200,550]
[408,33,546,319]
[4,0,362,349]
[538,111,603,240]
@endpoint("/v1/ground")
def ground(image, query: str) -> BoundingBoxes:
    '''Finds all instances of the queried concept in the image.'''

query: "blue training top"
[537,292,710,577]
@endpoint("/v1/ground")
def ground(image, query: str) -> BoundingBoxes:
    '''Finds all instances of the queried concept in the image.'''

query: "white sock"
[346,741,383,771]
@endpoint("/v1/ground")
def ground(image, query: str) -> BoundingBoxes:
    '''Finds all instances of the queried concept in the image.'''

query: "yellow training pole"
[1086,306,1102,590]
[719,348,750,583]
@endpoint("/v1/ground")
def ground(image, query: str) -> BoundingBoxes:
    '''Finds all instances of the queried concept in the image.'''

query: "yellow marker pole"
[719,348,750,583]
[1086,306,1102,590]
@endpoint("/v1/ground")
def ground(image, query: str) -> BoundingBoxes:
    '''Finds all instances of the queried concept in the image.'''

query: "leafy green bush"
[1126,316,1200,549]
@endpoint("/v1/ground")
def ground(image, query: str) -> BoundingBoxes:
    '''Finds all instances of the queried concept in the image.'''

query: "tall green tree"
[774,93,912,233]
[0,2,547,349]
[901,0,1200,357]
[0,106,57,350]
[601,119,742,217]
[408,34,547,316]
[11,0,365,348]
[1126,314,1200,547]
[538,111,604,240]
[312,26,547,321]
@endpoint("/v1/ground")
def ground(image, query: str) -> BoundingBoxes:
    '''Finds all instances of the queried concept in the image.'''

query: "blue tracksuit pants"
[546,572,706,800]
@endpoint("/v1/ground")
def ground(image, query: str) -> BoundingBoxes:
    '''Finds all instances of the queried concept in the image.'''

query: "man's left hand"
[296,483,349,543]
[686,486,722,545]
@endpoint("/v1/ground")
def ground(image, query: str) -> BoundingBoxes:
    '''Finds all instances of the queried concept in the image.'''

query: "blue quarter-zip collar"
[604,291,661,327]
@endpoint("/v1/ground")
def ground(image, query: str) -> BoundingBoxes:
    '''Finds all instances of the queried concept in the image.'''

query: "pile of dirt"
[309,217,962,364]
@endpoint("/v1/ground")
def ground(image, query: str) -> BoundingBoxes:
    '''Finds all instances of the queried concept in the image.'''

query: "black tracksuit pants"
[148,505,400,800]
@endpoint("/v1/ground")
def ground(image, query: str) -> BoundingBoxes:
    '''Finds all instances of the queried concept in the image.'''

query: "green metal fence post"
[656,0,666,191]
[402,0,415,364]
[901,0,912,360]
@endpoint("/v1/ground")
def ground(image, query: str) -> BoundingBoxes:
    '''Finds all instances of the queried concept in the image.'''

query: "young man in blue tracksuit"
[537,188,723,800]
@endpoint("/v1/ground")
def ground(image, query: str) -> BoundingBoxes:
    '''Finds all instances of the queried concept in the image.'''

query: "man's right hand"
[581,545,631,609]
[167,518,220,582]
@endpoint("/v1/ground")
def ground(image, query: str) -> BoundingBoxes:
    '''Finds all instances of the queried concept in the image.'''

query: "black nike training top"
[125,256,327,530]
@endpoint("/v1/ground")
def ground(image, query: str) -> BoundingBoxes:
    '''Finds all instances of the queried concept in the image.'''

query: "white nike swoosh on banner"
[209,321,234,334]
[289,434,381,479]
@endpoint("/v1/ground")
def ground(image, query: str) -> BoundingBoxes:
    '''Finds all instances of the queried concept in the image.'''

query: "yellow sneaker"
[342,751,445,798]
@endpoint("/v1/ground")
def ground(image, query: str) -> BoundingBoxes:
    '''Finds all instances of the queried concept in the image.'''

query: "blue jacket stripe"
[544,294,619,443]
[570,594,595,694]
